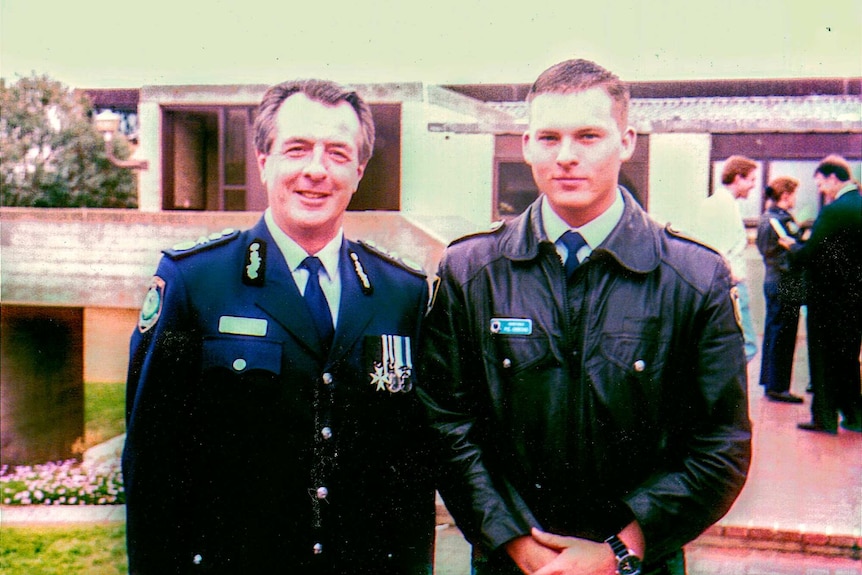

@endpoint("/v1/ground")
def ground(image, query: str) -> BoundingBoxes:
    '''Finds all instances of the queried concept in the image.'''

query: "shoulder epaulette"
[663,223,722,255]
[163,228,241,260]
[358,239,427,278]
[449,220,506,247]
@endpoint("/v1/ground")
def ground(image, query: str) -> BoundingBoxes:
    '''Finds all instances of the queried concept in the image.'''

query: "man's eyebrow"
[278,137,311,148]
[277,138,355,150]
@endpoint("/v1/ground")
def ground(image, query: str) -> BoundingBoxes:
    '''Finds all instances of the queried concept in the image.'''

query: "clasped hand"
[505,528,617,575]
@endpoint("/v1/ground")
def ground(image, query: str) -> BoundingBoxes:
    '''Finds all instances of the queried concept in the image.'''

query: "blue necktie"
[300,257,334,347]
[561,231,587,278]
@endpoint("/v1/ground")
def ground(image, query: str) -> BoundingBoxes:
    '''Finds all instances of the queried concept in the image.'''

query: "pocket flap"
[202,336,282,374]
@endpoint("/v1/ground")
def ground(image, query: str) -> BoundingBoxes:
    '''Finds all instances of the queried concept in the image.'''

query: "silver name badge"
[218,316,268,337]
[490,318,533,335]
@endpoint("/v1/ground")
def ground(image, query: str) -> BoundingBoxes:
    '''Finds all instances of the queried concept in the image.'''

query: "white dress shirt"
[264,208,342,327]
[541,189,625,266]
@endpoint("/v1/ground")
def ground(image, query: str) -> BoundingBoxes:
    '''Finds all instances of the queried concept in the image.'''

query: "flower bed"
[1,459,124,506]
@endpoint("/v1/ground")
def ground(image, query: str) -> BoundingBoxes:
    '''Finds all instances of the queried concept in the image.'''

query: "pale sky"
[2,0,861,89]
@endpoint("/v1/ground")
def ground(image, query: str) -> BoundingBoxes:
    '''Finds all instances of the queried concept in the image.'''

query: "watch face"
[618,554,642,575]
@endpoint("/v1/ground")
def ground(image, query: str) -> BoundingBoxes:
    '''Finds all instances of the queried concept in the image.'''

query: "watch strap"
[605,534,629,557]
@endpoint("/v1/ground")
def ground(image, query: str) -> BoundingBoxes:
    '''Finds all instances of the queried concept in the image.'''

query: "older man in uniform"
[123,79,435,574]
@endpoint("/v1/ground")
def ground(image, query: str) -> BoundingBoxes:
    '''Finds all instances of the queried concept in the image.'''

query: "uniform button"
[502,358,512,369]
[321,427,333,440]
[633,359,646,372]
[313,543,323,555]
[322,373,334,385]
[316,486,329,499]
[232,358,247,371]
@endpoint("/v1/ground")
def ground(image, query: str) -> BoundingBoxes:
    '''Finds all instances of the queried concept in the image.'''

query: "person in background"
[780,155,862,434]
[756,176,805,403]
[123,78,435,574]
[697,155,759,363]
[418,58,751,575]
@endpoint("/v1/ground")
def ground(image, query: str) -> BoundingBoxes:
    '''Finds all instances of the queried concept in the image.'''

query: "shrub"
[0,73,137,208]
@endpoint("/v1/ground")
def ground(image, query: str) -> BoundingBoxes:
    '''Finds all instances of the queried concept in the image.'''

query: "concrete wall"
[647,133,711,231]
[84,308,138,383]
[137,100,161,212]
[401,100,494,230]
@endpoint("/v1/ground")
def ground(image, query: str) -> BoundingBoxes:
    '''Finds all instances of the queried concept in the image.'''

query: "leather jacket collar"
[499,187,662,275]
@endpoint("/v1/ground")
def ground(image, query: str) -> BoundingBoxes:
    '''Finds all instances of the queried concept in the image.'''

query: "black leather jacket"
[418,191,751,567]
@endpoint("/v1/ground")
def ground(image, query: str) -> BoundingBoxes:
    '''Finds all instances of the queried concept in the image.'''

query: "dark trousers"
[759,281,801,394]
[806,302,862,430]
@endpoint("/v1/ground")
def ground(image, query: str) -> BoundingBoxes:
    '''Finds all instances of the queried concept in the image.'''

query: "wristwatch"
[604,534,642,575]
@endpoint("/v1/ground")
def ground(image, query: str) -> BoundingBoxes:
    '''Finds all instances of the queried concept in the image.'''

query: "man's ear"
[521,131,534,166]
[620,127,637,162]
[256,152,268,185]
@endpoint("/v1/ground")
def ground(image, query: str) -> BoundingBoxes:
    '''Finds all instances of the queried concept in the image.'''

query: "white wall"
[647,133,711,232]
[136,101,161,212]
[400,100,494,229]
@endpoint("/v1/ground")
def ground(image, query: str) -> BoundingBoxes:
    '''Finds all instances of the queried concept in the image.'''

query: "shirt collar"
[264,208,343,278]
[541,188,625,249]
[836,182,858,200]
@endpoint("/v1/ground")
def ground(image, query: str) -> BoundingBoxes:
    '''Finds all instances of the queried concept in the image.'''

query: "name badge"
[490,318,533,335]
[218,316,268,337]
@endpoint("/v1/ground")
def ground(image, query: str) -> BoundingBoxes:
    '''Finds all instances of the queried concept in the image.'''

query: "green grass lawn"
[79,381,126,452]
[0,524,127,575]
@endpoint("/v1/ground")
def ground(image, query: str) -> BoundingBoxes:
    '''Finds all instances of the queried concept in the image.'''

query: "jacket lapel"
[330,240,374,358]
[247,219,326,358]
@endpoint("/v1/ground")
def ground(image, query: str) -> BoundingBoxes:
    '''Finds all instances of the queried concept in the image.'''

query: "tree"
[0,74,138,208]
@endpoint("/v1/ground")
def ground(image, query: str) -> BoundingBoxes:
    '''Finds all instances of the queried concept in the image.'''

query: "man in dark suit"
[781,155,862,434]
[123,79,435,574]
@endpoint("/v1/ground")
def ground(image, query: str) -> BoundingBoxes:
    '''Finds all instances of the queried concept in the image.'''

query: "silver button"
[322,373,334,385]
[502,358,512,369]
[633,359,646,372]
[316,486,329,499]
[321,427,333,440]
[232,358,247,371]
[313,543,323,554]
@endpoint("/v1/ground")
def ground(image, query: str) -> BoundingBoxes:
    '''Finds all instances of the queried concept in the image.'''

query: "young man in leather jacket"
[418,58,752,575]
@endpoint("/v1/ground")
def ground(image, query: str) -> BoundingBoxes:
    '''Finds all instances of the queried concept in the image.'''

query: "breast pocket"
[201,336,283,377]
[489,333,557,377]
[587,326,667,425]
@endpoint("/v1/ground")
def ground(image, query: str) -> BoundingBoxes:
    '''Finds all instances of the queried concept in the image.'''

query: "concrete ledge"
[0,504,126,524]
[1,208,448,308]
[697,524,862,559]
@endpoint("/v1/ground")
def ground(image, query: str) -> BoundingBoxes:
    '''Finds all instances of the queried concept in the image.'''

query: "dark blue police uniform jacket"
[123,217,435,575]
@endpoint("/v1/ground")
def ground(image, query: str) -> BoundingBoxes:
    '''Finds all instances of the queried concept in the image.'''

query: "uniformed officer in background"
[123,79,435,574]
